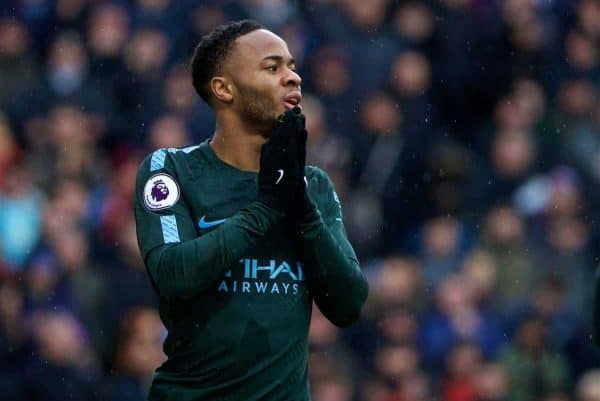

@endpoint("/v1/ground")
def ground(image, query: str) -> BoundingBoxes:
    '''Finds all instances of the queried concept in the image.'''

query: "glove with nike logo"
[257,106,304,213]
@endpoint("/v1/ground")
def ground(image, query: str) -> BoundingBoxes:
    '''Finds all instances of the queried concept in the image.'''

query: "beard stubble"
[235,82,280,134]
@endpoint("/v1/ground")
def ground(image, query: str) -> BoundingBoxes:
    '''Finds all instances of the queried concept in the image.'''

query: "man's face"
[224,29,302,131]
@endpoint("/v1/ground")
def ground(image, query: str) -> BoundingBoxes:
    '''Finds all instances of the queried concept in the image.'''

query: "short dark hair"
[189,19,265,105]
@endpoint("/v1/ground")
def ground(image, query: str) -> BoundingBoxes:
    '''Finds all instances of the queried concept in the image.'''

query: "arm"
[298,168,369,327]
[134,152,283,299]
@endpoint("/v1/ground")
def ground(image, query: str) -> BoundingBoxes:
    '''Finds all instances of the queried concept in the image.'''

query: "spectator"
[42,32,115,121]
[104,307,166,401]
[0,280,29,400]
[86,2,130,79]
[309,304,361,390]
[27,105,106,191]
[306,43,354,134]
[474,363,509,401]
[0,163,43,271]
[0,112,22,186]
[419,216,466,290]
[162,64,214,141]
[480,205,535,312]
[0,17,38,119]
[442,342,482,401]
[101,216,157,357]
[311,374,355,401]
[122,27,171,135]
[392,2,435,48]
[418,273,505,371]
[576,370,600,401]
[501,314,569,401]
[25,309,101,401]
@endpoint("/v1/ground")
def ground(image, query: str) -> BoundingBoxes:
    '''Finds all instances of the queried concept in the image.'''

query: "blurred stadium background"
[2,0,600,400]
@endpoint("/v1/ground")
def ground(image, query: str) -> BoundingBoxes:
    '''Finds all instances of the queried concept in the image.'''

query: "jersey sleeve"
[299,167,369,327]
[134,149,283,299]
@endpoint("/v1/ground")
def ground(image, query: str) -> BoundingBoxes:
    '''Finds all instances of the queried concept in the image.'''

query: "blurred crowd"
[2,0,600,400]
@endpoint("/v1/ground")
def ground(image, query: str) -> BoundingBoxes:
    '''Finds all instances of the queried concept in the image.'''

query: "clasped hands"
[257,106,315,221]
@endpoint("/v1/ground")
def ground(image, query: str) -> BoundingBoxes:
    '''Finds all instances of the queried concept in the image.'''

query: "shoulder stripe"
[150,149,167,171]
[150,145,200,172]
[160,215,180,243]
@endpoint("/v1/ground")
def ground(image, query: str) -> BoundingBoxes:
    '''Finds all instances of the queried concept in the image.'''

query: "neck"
[210,111,269,172]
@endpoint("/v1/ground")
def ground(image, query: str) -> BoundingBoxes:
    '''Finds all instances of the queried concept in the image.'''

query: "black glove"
[257,107,305,212]
[294,126,317,221]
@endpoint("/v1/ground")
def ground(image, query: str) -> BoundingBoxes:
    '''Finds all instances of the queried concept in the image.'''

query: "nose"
[283,68,302,88]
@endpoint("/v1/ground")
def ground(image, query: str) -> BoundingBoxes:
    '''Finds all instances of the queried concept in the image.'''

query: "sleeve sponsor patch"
[143,173,180,211]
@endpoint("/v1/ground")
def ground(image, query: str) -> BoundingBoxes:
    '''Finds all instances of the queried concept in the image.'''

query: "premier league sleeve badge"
[143,173,180,211]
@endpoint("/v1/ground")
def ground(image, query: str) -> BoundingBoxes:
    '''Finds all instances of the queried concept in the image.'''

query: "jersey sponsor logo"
[198,215,227,229]
[217,258,305,295]
[143,173,180,211]
[239,258,303,281]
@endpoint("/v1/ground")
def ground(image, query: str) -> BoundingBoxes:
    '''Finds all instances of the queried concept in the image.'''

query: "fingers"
[271,106,307,169]
[258,109,305,212]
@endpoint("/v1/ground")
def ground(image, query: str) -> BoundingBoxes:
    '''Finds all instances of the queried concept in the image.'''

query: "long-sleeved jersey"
[134,139,368,401]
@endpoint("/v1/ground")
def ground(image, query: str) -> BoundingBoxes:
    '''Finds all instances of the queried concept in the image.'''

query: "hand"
[294,120,317,222]
[291,111,316,224]
[257,107,305,213]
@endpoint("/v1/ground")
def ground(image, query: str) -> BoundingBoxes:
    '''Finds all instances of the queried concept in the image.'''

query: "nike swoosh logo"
[198,215,227,229]
[276,169,284,184]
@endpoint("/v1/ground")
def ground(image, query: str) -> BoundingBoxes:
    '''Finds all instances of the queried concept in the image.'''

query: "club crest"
[143,173,180,210]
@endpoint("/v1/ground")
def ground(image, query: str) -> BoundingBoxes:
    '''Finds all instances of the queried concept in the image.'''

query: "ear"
[210,76,234,103]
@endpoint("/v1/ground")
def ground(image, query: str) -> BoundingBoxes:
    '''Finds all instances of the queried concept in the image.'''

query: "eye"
[266,65,278,72]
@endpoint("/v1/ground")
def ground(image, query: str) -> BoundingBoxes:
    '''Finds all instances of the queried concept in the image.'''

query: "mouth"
[283,92,302,111]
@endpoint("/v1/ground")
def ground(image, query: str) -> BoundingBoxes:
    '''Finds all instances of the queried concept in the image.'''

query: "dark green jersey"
[134,139,368,401]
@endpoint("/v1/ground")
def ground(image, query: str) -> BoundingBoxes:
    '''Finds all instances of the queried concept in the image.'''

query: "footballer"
[134,20,369,400]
